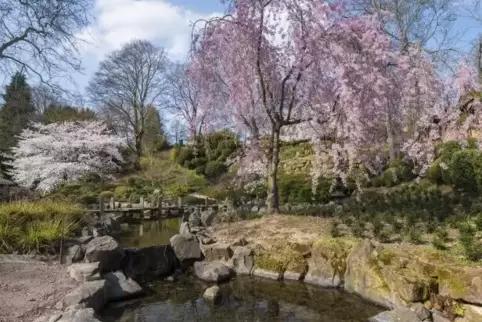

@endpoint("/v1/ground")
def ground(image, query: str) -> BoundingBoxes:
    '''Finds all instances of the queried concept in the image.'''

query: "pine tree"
[143,106,167,153]
[0,73,36,175]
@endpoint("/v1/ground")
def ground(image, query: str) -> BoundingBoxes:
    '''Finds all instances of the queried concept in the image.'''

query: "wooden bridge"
[86,195,226,222]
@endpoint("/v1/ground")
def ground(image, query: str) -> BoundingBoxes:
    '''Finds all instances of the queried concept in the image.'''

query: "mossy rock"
[254,241,307,275]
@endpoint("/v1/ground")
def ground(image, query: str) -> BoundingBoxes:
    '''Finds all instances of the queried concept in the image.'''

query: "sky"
[73,0,225,91]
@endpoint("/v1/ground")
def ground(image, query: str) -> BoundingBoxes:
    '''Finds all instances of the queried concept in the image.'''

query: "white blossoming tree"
[7,121,126,193]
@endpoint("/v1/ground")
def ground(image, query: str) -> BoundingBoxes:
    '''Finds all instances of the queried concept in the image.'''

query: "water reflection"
[117,219,181,248]
[102,275,383,322]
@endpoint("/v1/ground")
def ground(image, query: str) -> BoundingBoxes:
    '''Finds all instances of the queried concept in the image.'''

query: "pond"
[102,275,383,322]
[116,219,181,248]
[112,219,383,321]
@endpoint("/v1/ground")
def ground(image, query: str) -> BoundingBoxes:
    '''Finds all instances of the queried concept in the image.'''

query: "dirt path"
[0,256,79,322]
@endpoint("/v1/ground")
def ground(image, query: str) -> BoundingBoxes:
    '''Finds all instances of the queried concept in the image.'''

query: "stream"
[105,220,383,322]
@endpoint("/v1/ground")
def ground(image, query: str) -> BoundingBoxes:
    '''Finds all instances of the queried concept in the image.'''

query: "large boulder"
[121,245,176,281]
[68,263,101,282]
[305,239,353,288]
[230,246,254,275]
[179,222,193,240]
[368,308,423,322]
[170,234,202,264]
[193,261,232,283]
[344,240,397,308]
[201,243,232,262]
[84,236,124,272]
[61,280,106,312]
[455,304,482,322]
[34,309,101,322]
[104,271,144,302]
[438,267,482,306]
[344,240,433,308]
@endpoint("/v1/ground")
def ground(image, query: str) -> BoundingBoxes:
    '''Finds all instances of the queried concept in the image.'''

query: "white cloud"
[79,0,220,61]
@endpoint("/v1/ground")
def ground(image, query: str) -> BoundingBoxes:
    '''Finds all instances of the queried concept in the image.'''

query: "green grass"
[0,201,84,254]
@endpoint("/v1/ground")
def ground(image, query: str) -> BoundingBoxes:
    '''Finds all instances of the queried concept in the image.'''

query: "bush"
[449,149,482,195]
[428,158,444,184]
[437,141,462,161]
[114,186,133,201]
[205,161,226,178]
[460,223,482,261]
[195,165,206,175]
[99,191,114,199]
[170,146,181,162]
[176,147,194,166]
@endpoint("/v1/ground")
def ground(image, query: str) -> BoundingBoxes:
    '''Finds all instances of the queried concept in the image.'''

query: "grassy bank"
[0,201,84,254]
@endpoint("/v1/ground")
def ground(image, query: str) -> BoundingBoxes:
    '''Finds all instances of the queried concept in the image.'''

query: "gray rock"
[32,312,63,322]
[203,285,221,302]
[170,234,202,262]
[432,310,451,322]
[84,236,124,272]
[72,308,102,322]
[64,244,85,264]
[81,227,91,237]
[201,237,216,245]
[201,208,216,227]
[410,303,431,321]
[201,243,232,261]
[78,236,94,245]
[188,209,202,227]
[104,271,144,302]
[61,280,106,312]
[101,213,122,232]
[368,308,423,322]
[179,222,193,240]
[252,268,281,280]
[193,261,232,283]
[91,227,106,237]
[68,263,101,282]
[121,245,176,280]
[231,238,248,247]
[231,246,253,275]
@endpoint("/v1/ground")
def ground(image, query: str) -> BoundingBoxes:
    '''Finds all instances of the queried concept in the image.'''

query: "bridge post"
[99,196,104,216]
[110,197,115,210]
[140,196,144,220]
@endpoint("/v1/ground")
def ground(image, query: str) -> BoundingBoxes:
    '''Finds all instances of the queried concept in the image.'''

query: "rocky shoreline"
[32,210,482,322]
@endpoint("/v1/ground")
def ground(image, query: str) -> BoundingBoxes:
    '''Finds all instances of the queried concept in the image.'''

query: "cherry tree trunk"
[266,129,281,214]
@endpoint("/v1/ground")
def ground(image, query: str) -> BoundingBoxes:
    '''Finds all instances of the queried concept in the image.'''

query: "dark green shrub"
[449,149,482,195]
[460,223,482,261]
[176,147,194,166]
[475,214,482,231]
[99,191,114,199]
[183,160,192,169]
[407,227,424,244]
[204,161,226,178]
[437,141,462,161]
[382,168,398,187]
[432,228,449,250]
[78,194,98,205]
[371,175,384,187]
[195,165,206,175]
[428,158,444,184]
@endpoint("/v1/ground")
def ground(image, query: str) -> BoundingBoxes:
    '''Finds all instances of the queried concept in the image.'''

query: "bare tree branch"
[0,0,93,89]
[88,40,168,167]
